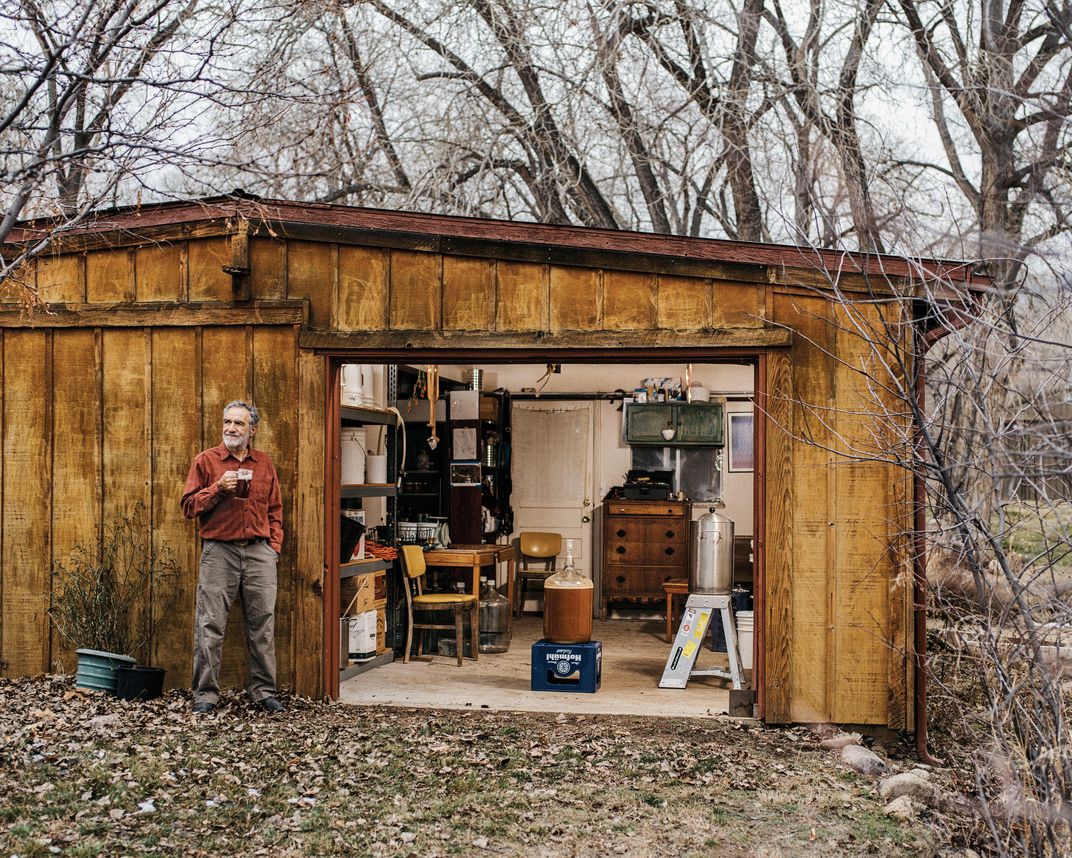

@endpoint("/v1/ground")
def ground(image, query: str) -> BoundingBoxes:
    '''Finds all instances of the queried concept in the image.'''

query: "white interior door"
[511,402,595,607]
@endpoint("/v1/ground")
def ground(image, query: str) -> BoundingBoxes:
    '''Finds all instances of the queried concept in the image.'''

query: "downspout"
[913,306,975,765]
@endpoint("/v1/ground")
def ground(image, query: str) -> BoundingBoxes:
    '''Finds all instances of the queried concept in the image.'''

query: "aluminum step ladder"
[658,593,742,690]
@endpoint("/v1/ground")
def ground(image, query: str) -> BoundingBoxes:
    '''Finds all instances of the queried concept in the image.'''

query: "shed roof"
[10,194,989,288]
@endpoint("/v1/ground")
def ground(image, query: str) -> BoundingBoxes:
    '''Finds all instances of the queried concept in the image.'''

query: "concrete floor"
[339,615,743,717]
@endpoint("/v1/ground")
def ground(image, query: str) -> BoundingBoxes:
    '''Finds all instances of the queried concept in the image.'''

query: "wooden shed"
[0,196,985,729]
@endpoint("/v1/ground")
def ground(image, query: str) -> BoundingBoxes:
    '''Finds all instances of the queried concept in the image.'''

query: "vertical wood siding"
[50,330,102,670]
[0,234,916,726]
[1,332,52,676]
[763,290,911,727]
[295,350,325,699]
[101,328,152,666]
[251,326,299,690]
[86,249,132,302]
[603,271,655,331]
[495,262,547,331]
[0,315,301,691]
[763,349,794,721]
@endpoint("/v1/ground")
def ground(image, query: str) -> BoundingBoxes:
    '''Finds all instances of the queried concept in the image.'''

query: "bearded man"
[181,400,284,714]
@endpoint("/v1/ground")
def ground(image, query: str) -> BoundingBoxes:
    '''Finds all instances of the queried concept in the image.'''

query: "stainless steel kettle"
[689,506,734,594]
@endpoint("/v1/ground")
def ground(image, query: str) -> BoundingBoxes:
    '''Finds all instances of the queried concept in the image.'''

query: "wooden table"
[423,544,516,634]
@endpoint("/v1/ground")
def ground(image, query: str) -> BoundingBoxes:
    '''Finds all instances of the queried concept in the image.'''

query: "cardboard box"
[342,610,377,661]
[375,606,386,653]
[355,574,377,614]
[342,574,376,616]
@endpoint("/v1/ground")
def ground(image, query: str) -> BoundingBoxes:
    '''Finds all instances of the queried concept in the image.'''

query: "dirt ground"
[0,676,977,857]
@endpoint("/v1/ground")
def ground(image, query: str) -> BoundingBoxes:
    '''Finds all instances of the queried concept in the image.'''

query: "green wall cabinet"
[625,402,724,446]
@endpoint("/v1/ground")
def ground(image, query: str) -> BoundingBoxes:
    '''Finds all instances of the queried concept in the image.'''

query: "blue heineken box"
[531,640,602,693]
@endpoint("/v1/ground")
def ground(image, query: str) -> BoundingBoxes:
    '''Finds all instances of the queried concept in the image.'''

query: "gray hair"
[223,400,260,426]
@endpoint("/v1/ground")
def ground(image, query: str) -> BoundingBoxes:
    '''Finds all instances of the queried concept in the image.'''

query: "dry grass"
[0,675,955,857]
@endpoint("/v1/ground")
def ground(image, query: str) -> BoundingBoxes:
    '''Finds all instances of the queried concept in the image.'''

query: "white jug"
[341,364,365,406]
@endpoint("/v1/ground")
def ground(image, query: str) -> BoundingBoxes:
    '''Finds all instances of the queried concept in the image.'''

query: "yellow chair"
[514,532,562,617]
[400,545,479,666]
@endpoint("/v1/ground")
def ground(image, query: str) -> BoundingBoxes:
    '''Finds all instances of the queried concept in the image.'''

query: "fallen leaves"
[0,674,960,857]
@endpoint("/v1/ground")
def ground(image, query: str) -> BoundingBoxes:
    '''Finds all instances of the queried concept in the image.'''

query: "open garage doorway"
[326,356,762,718]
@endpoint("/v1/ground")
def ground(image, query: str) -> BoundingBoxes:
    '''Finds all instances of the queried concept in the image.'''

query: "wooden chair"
[400,545,479,666]
[514,531,562,617]
[663,578,689,643]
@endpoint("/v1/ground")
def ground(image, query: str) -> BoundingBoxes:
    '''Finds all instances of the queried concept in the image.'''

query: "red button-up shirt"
[181,443,283,552]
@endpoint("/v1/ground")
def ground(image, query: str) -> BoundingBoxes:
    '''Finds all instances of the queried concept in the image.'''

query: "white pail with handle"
[341,429,366,484]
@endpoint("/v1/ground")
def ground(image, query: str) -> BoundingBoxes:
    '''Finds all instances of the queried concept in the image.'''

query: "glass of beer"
[235,468,253,498]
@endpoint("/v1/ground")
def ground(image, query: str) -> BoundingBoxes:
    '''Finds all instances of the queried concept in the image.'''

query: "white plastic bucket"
[736,610,754,669]
[368,364,386,408]
[366,454,387,484]
[341,429,366,484]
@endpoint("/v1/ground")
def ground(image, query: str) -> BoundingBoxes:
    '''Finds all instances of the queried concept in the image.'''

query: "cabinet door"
[625,403,674,445]
[675,402,724,445]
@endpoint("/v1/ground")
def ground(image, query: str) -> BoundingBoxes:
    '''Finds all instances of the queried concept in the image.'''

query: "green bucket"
[75,649,136,694]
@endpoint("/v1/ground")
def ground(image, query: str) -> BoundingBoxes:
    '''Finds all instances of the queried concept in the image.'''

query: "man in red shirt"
[181,400,284,714]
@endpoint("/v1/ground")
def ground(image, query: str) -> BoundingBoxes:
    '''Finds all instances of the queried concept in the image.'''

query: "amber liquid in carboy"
[543,585,593,643]
[542,539,593,643]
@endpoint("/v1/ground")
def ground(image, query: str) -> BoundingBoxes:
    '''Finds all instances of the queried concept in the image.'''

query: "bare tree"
[777,251,1072,854]
[0,0,256,300]
[897,0,1072,295]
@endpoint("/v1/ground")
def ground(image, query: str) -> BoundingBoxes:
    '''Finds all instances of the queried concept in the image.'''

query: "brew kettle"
[689,506,734,594]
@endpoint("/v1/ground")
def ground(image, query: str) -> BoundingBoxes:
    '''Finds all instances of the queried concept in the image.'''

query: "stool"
[531,640,602,693]
[663,578,689,643]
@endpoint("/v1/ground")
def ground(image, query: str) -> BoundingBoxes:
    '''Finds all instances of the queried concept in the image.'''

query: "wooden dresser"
[601,499,691,619]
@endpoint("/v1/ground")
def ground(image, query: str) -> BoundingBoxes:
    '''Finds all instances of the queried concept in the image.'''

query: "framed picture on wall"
[728,413,754,472]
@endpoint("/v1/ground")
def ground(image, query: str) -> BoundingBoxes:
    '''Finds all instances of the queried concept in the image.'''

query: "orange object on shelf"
[363,541,398,560]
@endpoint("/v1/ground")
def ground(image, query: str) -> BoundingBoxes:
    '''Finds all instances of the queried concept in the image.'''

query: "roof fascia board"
[6,196,991,291]
[299,327,792,356]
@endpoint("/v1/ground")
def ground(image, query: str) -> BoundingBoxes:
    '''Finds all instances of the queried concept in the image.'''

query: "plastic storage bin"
[736,610,754,669]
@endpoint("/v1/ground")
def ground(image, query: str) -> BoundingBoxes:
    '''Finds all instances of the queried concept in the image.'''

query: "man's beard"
[223,434,247,452]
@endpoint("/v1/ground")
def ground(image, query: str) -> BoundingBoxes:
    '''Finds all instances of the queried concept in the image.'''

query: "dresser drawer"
[605,501,687,517]
[606,519,687,544]
[604,539,685,565]
[604,566,681,597]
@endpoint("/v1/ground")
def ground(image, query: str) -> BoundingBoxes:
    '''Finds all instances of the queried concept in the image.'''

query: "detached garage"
[0,195,986,732]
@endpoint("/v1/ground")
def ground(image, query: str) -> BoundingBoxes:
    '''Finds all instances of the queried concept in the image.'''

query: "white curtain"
[512,404,590,506]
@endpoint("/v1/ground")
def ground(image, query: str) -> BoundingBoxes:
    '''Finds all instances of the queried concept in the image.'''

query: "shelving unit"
[340,557,392,579]
[478,391,510,541]
[341,405,396,425]
[338,389,398,680]
[339,651,394,681]
[341,484,398,499]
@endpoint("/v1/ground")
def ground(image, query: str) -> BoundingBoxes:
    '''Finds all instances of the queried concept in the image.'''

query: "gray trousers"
[192,539,278,704]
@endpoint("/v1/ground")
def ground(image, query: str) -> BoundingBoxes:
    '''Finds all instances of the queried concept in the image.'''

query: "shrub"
[49,505,178,660]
